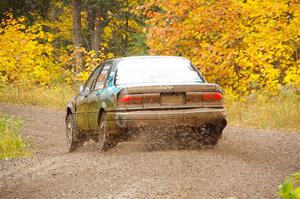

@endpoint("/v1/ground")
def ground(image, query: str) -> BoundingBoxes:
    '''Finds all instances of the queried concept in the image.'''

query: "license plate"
[161,93,185,106]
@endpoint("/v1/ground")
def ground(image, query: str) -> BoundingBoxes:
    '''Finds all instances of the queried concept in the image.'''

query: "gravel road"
[0,103,299,199]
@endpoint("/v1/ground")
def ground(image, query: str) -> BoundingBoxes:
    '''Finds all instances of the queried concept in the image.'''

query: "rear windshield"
[116,58,204,85]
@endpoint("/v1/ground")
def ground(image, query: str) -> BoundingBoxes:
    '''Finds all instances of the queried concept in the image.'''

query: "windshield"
[116,57,204,85]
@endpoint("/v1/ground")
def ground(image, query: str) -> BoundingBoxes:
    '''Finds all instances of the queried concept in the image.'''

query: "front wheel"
[65,114,79,152]
[98,112,117,151]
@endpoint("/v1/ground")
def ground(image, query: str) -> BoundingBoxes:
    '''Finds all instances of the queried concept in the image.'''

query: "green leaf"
[294,187,300,196]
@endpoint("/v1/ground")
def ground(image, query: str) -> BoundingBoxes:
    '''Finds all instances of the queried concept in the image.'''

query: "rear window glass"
[116,57,203,85]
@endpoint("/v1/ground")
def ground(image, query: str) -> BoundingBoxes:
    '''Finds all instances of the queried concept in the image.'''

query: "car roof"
[109,55,189,63]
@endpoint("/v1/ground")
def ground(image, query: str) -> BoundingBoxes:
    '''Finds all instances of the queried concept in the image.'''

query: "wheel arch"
[98,107,106,124]
[66,107,72,115]
[66,101,76,121]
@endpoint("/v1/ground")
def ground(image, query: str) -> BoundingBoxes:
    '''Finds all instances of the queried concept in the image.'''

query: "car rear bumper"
[106,108,226,134]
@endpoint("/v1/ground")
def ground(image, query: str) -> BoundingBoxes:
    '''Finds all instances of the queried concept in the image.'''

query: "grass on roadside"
[0,84,76,109]
[0,115,30,159]
[226,90,300,131]
[279,172,300,199]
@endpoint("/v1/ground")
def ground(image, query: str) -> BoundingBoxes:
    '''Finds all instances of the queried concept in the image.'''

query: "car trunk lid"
[117,83,224,110]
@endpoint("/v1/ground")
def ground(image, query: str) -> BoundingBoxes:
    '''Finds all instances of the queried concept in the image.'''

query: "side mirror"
[79,85,84,93]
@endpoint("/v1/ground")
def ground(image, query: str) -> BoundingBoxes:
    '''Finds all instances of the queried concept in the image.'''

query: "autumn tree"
[0,14,60,85]
[145,0,300,97]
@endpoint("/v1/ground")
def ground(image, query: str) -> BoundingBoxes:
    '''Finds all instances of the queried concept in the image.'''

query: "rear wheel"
[98,112,117,151]
[65,114,79,152]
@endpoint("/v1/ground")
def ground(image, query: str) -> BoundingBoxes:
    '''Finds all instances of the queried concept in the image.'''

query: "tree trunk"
[72,0,84,71]
[123,14,129,56]
[87,1,96,51]
[124,0,129,56]
[93,9,108,58]
[93,10,101,57]
[49,1,63,21]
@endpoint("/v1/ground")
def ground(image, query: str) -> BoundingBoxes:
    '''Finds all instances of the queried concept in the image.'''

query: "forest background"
[0,0,299,130]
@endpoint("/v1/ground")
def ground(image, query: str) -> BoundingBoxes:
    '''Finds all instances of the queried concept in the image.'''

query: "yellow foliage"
[39,5,115,84]
[146,0,300,97]
[57,47,114,84]
[0,14,61,85]
[42,7,73,43]
[3,7,115,85]
[75,48,114,82]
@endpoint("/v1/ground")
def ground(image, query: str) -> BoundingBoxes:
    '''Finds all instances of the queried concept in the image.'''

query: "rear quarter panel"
[87,86,123,131]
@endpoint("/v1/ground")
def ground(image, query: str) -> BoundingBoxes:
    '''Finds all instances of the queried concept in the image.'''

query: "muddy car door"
[76,67,102,131]
[86,63,112,131]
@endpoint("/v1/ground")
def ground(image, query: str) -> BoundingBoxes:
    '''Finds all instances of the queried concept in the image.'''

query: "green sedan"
[65,56,227,152]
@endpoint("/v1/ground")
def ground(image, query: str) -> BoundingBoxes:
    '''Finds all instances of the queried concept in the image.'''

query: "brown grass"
[226,91,300,131]
[0,84,76,109]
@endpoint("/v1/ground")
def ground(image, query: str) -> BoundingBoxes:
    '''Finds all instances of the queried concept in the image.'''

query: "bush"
[0,115,29,159]
[0,13,62,85]
[279,172,300,199]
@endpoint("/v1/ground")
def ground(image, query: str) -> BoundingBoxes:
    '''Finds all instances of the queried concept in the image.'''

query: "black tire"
[65,114,79,152]
[98,112,117,151]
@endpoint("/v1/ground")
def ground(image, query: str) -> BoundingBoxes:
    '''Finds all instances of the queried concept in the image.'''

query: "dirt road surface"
[0,103,299,199]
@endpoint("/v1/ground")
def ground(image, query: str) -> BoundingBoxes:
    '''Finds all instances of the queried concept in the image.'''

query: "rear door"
[87,63,112,131]
[76,67,102,131]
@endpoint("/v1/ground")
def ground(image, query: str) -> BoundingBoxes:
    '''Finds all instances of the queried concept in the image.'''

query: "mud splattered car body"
[66,56,227,151]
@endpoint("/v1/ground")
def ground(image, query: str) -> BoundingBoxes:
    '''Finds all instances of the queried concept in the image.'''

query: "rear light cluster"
[186,92,223,103]
[203,92,223,101]
[118,94,142,108]
[118,93,161,109]
[119,95,142,103]
[117,92,223,109]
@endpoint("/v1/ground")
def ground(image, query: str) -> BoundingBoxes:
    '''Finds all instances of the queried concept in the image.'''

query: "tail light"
[118,94,142,108]
[203,92,223,101]
[186,92,223,107]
